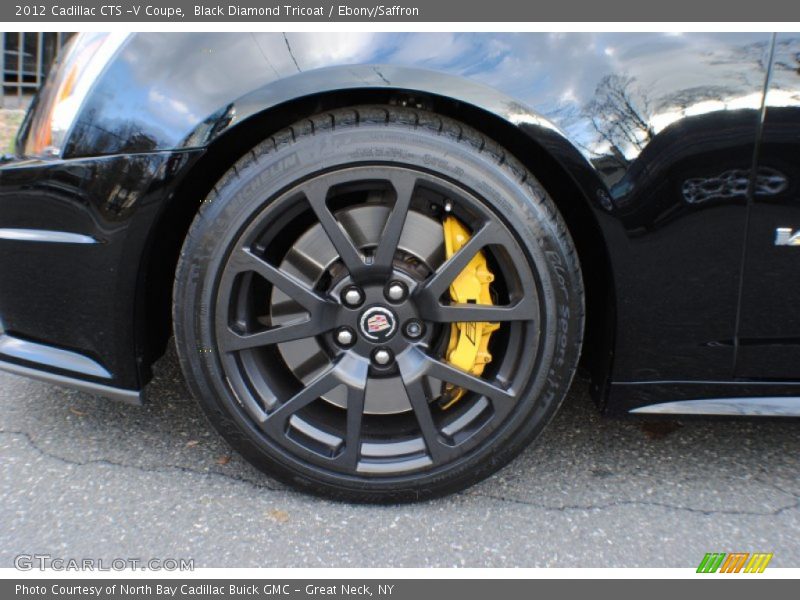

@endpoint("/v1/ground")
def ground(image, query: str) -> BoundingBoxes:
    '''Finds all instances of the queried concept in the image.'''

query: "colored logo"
[696,552,773,573]
[367,314,390,333]
[359,306,397,341]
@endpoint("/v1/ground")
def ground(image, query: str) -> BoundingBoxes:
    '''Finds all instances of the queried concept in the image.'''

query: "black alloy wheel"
[173,106,584,502]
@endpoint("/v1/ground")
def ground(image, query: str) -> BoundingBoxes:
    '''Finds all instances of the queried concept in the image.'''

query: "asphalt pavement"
[1,343,799,568]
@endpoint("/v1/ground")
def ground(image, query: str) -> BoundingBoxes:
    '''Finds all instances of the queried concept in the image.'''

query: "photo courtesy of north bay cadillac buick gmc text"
[0,32,798,502]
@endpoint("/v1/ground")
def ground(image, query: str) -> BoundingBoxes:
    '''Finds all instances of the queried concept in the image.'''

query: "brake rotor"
[268,199,498,414]
[269,203,445,415]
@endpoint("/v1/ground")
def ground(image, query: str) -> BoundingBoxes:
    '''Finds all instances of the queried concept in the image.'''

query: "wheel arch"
[138,70,616,404]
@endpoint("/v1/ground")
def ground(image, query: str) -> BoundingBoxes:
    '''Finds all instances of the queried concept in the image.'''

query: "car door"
[736,33,800,379]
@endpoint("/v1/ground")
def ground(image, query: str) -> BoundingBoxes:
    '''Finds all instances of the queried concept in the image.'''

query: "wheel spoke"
[229,247,329,313]
[373,172,417,271]
[340,383,366,469]
[264,365,341,434]
[418,221,496,300]
[302,181,366,277]
[422,355,514,403]
[401,377,452,463]
[397,348,459,463]
[219,319,330,352]
[420,298,536,323]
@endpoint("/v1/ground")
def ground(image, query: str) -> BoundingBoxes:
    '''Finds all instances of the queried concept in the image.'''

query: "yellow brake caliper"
[440,215,500,409]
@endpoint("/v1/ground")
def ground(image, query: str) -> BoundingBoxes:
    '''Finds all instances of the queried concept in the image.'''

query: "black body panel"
[0,150,203,390]
[3,32,800,415]
[736,33,800,380]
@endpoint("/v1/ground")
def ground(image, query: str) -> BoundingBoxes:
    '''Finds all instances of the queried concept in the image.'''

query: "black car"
[1,32,798,501]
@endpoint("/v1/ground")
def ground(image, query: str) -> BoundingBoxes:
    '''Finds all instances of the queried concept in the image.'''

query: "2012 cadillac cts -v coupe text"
[1,32,798,501]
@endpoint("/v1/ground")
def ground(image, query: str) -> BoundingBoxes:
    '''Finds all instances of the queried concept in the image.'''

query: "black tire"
[173,105,584,502]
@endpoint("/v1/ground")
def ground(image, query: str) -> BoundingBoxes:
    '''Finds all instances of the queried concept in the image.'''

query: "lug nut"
[372,348,394,366]
[335,327,355,347]
[385,281,408,303]
[404,319,425,339]
[341,286,364,307]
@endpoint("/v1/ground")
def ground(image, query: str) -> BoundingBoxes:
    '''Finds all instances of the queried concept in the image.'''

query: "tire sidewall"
[174,120,583,501]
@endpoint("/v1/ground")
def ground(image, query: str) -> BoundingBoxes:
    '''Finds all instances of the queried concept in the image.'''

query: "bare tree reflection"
[772,43,800,76]
[584,74,654,164]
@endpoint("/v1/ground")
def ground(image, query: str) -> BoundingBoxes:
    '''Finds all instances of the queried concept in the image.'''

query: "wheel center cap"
[359,305,398,342]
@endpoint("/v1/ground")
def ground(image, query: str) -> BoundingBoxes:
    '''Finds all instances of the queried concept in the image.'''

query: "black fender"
[20,32,779,411]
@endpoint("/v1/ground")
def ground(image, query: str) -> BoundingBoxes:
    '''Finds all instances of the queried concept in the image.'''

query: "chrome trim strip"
[775,227,800,246]
[0,334,111,378]
[0,360,141,405]
[630,397,800,417]
[0,228,98,244]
